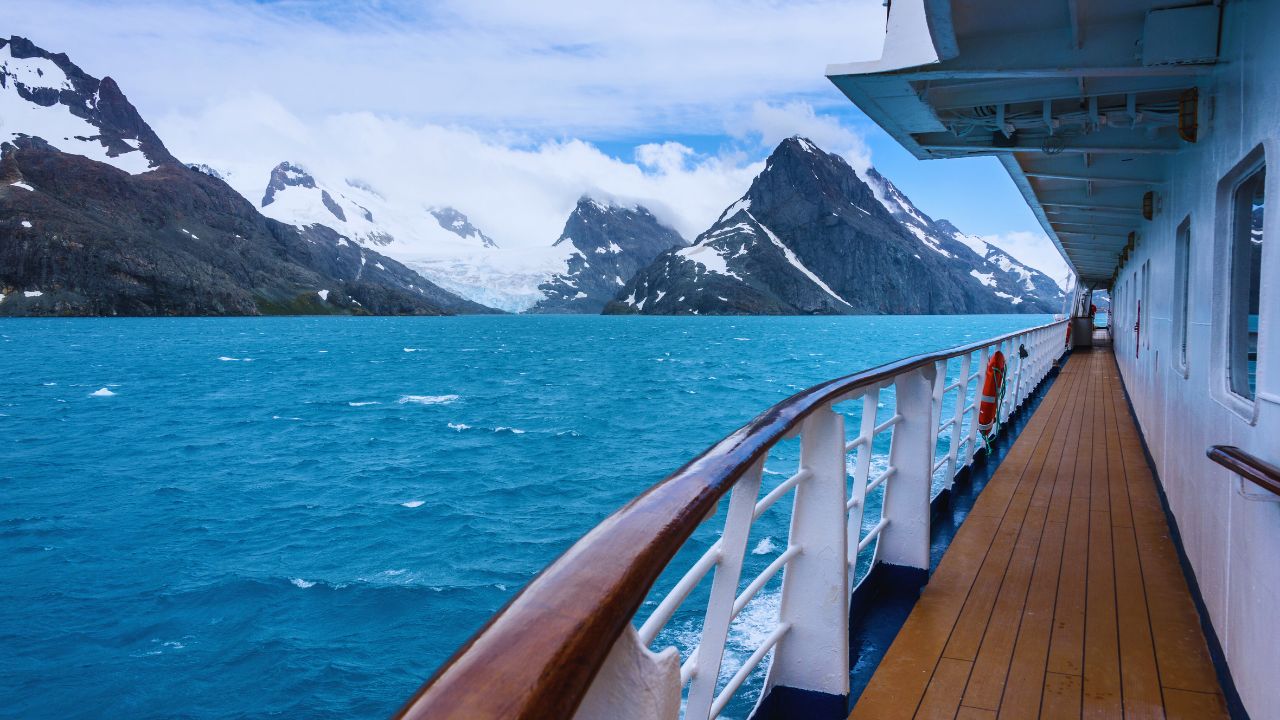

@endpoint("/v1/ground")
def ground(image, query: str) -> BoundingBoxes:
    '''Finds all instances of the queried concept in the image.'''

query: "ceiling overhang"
[827,0,1220,287]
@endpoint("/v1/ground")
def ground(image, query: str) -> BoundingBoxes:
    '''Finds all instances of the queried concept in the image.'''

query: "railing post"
[685,461,764,720]
[761,406,849,710]
[877,365,937,570]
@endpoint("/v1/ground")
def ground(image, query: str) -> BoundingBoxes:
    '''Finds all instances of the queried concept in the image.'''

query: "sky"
[6,0,1071,287]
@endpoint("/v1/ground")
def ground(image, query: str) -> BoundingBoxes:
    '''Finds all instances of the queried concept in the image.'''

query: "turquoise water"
[0,315,1049,719]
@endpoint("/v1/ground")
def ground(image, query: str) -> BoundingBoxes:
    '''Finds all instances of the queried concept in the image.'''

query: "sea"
[0,314,1052,719]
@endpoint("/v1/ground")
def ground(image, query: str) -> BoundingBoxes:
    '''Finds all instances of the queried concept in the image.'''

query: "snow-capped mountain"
[606,137,1063,316]
[0,36,174,174]
[0,36,491,316]
[252,160,568,312]
[527,197,686,314]
[862,168,1065,309]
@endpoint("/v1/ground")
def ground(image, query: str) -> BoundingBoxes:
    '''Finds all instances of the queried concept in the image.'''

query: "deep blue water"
[0,315,1049,719]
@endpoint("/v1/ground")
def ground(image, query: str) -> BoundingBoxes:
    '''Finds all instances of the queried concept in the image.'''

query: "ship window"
[1174,217,1192,374]
[1229,164,1264,399]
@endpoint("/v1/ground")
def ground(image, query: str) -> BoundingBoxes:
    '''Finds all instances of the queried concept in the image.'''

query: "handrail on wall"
[1207,445,1280,497]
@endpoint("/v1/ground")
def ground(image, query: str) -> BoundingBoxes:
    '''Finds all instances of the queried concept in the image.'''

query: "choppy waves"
[397,394,459,405]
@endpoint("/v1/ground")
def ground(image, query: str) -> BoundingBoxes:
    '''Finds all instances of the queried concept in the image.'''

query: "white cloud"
[730,100,874,174]
[159,94,766,247]
[979,231,1075,291]
[635,142,696,175]
[6,0,887,136]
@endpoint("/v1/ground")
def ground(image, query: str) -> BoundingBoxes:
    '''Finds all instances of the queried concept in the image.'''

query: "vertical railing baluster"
[762,407,849,703]
[847,387,878,582]
[966,347,988,466]
[999,337,1015,423]
[946,353,971,485]
[685,460,764,719]
[929,359,947,491]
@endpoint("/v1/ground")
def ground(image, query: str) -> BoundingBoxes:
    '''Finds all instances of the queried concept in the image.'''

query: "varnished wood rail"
[1208,445,1280,497]
[393,319,1068,720]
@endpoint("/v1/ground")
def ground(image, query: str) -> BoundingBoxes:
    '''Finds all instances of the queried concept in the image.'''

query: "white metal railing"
[589,320,1068,720]
[394,319,1069,720]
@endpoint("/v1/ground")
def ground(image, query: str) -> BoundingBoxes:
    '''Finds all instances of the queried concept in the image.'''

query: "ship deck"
[849,349,1229,719]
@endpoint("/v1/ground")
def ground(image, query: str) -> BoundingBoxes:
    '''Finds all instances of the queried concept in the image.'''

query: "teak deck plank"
[1041,672,1084,720]
[850,350,1229,719]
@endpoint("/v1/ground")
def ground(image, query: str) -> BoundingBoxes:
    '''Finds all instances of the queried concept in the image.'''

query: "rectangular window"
[1174,217,1192,374]
[1229,164,1264,399]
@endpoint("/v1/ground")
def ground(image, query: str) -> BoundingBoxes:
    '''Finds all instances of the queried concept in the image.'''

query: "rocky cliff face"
[0,138,492,316]
[527,197,686,314]
[606,138,1063,316]
[863,169,1064,312]
[0,36,493,316]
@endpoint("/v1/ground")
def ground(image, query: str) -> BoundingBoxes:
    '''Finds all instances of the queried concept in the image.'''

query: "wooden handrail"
[1207,445,1280,497]
[392,318,1067,720]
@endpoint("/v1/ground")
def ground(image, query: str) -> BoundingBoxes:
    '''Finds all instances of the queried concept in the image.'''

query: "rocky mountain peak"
[606,137,1064,316]
[429,207,497,248]
[1,35,175,172]
[261,161,350,223]
[527,197,685,314]
[738,136,884,225]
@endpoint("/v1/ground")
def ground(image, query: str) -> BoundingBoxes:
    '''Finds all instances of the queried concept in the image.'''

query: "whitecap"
[400,500,425,508]
[348,401,380,407]
[752,537,779,555]
[290,578,316,589]
[734,337,751,341]
[494,426,526,434]
[218,356,252,362]
[762,467,786,476]
[403,348,422,353]
[42,382,56,386]
[272,415,302,421]
[398,394,459,405]
[89,387,115,397]
[447,422,470,431]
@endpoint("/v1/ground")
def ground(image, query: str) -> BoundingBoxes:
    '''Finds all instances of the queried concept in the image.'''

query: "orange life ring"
[977,351,1007,437]
[1065,322,1072,347]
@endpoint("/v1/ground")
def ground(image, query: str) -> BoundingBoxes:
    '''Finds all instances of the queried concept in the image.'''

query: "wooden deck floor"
[850,349,1229,720]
